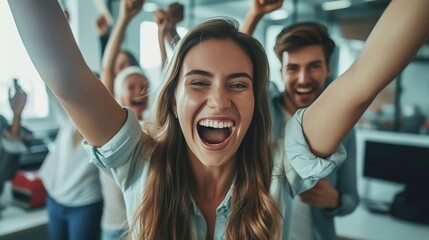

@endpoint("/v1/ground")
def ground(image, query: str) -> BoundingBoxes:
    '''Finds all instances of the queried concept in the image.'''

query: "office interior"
[1,0,429,239]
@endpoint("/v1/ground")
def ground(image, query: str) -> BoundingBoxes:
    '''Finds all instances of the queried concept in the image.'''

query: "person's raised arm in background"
[101,0,144,94]
[241,0,283,35]
[0,79,28,196]
[96,14,111,58]
[8,0,129,147]
[6,79,27,139]
[154,9,169,68]
[155,2,183,69]
[164,2,183,45]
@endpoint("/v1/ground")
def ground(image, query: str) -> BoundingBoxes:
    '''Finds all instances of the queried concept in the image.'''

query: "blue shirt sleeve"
[284,108,347,197]
[82,108,145,190]
[326,129,359,216]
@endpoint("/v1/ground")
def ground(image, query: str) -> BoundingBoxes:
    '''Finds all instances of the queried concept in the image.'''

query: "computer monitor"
[362,130,429,223]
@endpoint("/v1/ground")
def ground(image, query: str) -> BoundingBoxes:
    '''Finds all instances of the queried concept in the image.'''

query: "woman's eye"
[230,83,246,89]
[191,81,209,86]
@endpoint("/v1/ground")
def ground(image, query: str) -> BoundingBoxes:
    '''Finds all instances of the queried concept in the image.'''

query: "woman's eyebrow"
[184,70,253,81]
[184,69,213,78]
[226,72,253,81]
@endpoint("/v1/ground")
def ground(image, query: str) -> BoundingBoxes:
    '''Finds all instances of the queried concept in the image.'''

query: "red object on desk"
[11,170,46,208]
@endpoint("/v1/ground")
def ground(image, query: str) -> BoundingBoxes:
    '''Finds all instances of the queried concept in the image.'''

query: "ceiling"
[106,0,391,42]
[143,0,390,24]
[103,0,390,28]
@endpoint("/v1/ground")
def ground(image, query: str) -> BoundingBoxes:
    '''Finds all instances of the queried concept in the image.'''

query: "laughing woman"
[8,0,429,239]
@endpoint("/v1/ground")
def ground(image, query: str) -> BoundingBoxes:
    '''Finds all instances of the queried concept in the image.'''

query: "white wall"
[401,62,429,116]
[67,0,102,73]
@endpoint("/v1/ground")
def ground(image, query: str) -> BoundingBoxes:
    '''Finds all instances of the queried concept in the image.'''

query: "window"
[140,21,187,104]
[266,25,285,92]
[0,1,49,121]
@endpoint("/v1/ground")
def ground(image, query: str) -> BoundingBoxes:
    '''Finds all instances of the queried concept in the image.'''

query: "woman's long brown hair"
[129,18,281,240]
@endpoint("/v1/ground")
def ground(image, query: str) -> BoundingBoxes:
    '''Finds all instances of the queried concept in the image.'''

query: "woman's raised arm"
[303,0,429,157]
[8,0,126,147]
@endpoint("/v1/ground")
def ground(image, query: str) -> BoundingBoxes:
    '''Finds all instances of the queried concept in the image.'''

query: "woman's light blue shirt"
[84,108,346,240]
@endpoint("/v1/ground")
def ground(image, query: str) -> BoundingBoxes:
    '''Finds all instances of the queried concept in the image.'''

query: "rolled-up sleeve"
[284,108,347,197]
[82,108,144,190]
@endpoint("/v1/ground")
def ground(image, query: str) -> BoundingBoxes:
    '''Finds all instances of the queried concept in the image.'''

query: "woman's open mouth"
[197,119,235,150]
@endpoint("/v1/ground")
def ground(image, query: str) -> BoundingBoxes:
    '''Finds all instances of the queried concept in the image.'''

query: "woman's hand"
[120,0,144,22]
[250,0,284,18]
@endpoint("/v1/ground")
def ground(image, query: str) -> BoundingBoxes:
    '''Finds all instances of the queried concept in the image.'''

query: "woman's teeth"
[198,120,233,128]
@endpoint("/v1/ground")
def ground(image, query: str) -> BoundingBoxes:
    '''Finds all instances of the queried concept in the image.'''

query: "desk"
[0,183,48,239]
[335,205,429,240]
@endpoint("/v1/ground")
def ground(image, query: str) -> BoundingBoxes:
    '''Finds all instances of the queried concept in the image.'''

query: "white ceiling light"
[143,2,158,12]
[322,0,352,11]
[269,9,289,21]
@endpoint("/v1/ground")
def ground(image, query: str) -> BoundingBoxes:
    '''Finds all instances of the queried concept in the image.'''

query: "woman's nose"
[207,87,231,112]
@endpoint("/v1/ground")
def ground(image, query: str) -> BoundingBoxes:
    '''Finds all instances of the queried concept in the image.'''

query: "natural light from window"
[0,1,49,120]
[140,21,188,104]
[266,25,285,92]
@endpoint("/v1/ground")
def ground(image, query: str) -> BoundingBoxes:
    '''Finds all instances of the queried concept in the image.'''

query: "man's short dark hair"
[274,22,336,64]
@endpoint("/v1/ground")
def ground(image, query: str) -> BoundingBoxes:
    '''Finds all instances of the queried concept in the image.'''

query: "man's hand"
[299,178,340,209]
[167,2,184,24]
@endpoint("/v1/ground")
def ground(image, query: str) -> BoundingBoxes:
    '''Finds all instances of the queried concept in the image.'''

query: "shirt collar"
[190,180,235,214]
